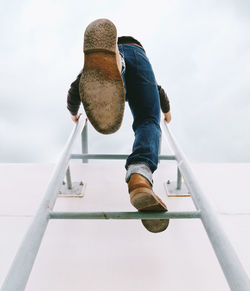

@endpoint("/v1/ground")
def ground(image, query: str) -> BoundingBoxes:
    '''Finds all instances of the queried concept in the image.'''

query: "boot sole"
[130,187,169,233]
[79,19,125,134]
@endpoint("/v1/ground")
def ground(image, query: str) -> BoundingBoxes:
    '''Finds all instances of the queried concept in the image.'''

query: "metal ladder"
[1,116,250,291]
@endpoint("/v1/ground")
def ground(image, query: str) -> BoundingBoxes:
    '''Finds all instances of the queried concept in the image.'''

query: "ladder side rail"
[162,120,250,291]
[0,116,86,291]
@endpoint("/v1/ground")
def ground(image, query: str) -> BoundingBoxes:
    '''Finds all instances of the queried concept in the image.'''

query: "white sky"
[0,0,250,163]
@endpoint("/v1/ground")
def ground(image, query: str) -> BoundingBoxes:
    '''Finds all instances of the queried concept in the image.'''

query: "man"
[67,19,171,233]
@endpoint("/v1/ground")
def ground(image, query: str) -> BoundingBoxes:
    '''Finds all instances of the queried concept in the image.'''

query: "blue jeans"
[118,44,161,173]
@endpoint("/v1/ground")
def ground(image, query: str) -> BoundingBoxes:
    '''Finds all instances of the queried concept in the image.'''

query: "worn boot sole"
[79,18,125,134]
[130,187,169,233]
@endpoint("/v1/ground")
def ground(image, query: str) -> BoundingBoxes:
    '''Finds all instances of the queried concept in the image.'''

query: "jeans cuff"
[125,163,153,185]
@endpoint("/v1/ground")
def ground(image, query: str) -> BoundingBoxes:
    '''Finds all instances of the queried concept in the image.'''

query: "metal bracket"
[58,181,86,198]
[164,167,190,197]
[164,180,190,197]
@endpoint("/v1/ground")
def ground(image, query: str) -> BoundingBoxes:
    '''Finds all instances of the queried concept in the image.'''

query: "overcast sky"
[1,0,250,163]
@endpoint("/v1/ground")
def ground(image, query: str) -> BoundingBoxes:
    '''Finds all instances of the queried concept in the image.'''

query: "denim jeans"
[118,44,161,175]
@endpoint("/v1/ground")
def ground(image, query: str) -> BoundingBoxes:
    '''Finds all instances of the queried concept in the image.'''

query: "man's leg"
[120,44,169,233]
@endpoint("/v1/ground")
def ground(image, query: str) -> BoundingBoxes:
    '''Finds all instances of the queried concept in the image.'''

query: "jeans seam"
[134,50,157,86]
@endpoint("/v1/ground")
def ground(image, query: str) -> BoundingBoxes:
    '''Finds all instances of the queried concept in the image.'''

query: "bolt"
[167,180,171,184]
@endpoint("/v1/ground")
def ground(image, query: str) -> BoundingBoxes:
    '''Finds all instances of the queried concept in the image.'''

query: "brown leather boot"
[79,18,125,134]
[128,174,169,233]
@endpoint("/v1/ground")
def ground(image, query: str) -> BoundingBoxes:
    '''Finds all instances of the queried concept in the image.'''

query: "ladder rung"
[49,211,200,220]
[70,154,176,160]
